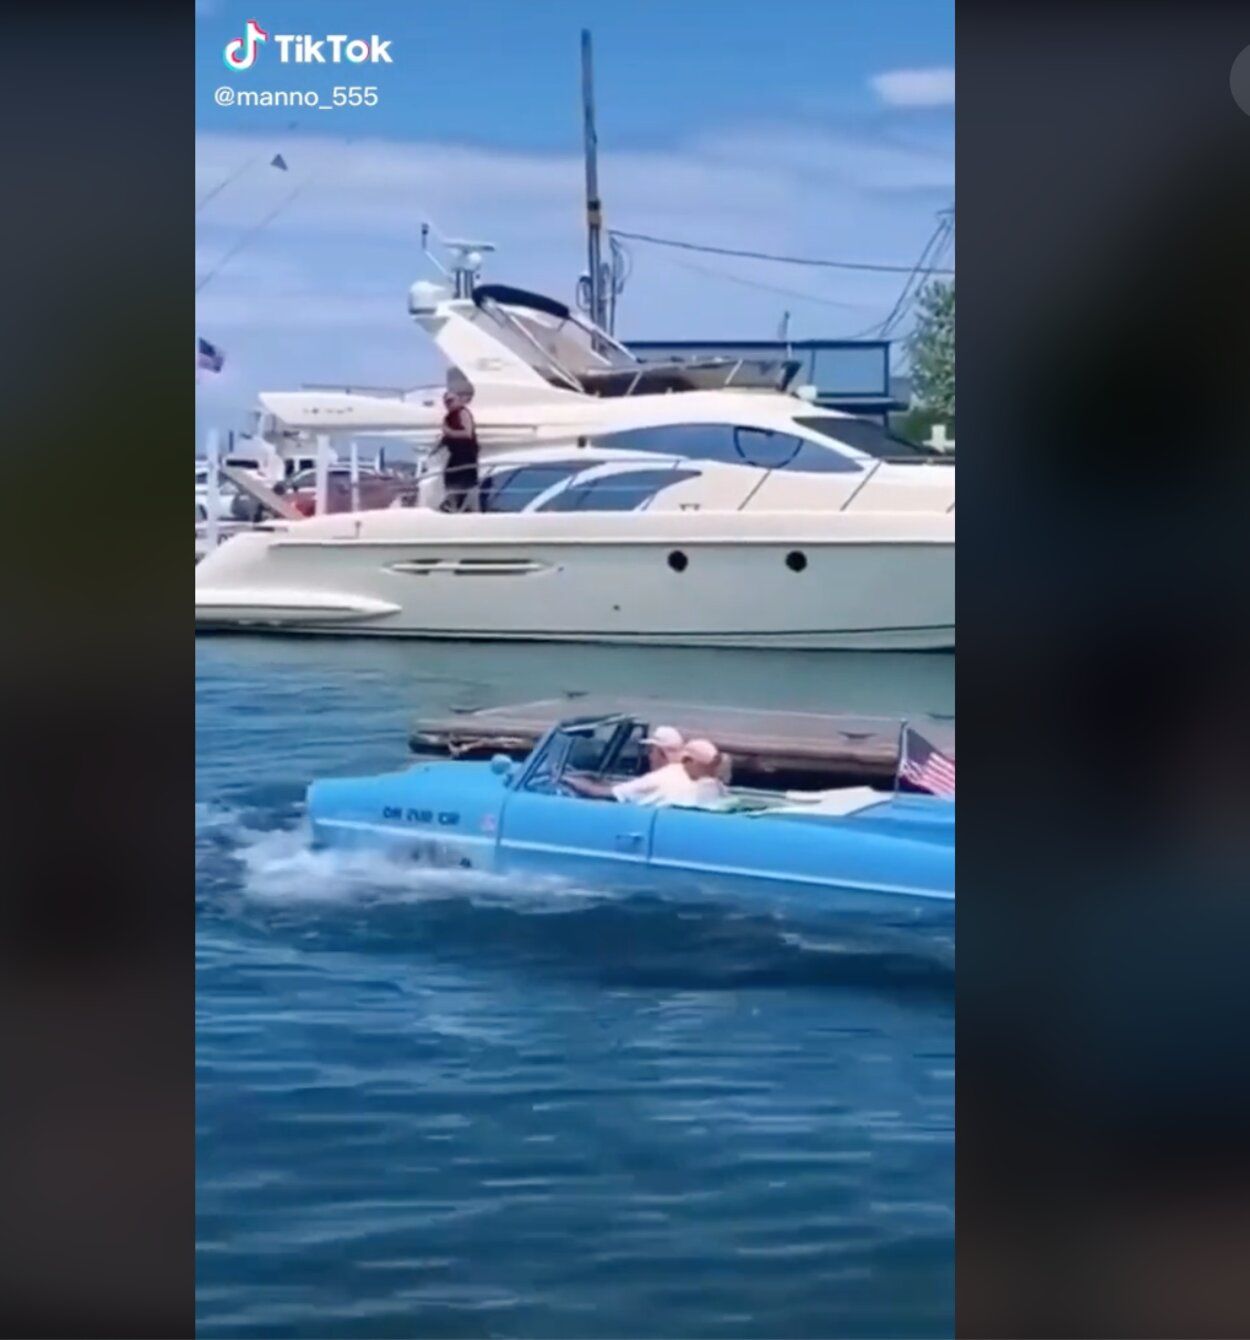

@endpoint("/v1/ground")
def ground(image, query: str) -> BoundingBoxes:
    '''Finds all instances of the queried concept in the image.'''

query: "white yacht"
[195,281,954,649]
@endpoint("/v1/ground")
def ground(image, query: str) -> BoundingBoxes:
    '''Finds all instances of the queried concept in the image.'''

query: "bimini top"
[472,282,800,398]
[472,284,572,322]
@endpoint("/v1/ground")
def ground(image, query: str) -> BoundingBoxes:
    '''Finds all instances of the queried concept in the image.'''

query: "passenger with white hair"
[677,738,731,809]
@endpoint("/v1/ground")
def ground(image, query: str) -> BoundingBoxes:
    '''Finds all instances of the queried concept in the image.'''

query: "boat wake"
[196,801,953,994]
[197,801,611,910]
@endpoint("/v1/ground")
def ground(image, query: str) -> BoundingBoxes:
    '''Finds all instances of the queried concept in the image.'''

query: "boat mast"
[581,29,607,335]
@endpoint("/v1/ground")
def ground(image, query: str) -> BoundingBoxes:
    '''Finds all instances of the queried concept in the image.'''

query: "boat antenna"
[580,29,609,336]
[420,220,495,297]
[420,222,450,278]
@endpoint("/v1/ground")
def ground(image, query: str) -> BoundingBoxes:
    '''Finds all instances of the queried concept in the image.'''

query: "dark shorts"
[441,445,479,511]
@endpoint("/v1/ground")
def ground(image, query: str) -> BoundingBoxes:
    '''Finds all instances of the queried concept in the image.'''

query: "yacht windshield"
[593,425,859,473]
[794,416,936,460]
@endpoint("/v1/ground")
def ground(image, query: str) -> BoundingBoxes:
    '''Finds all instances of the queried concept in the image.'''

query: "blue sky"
[195,0,953,434]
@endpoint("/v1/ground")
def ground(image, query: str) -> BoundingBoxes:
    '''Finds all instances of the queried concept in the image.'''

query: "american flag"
[898,725,956,797]
[196,336,225,374]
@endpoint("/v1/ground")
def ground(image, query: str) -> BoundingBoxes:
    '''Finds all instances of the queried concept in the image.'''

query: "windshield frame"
[515,716,637,792]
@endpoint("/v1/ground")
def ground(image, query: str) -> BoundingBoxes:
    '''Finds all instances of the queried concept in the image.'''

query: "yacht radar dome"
[408,279,449,315]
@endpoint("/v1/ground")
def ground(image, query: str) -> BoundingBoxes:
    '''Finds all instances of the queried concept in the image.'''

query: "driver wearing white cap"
[639,725,685,773]
[565,728,728,810]
[564,724,683,802]
[607,726,689,805]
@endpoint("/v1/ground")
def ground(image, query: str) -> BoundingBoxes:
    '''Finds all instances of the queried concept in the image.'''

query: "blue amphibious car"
[307,713,954,917]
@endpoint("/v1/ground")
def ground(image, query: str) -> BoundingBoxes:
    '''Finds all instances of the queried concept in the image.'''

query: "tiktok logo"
[223,19,268,71]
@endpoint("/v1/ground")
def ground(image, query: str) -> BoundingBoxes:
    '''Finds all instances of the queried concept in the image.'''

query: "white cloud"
[870,67,956,109]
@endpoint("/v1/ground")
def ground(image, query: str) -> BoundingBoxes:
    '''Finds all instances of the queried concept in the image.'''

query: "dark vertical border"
[0,3,192,1336]
[959,2,1250,1335]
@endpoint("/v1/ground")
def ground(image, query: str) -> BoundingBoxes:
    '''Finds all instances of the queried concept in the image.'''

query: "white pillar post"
[349,439,361,512]
[205,428,221,552]
[315,433,330,516]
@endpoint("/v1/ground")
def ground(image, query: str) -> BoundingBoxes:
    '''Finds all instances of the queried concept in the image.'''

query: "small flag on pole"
[898,725,956,797]
[196,336,225,374]
[270,153,288,171]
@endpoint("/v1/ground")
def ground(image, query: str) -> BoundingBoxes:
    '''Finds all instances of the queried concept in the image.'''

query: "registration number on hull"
[377,806,472,867]
[381,806,461,826]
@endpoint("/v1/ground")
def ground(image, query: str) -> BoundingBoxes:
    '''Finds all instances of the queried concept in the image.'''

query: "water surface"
[196,638,954,1338]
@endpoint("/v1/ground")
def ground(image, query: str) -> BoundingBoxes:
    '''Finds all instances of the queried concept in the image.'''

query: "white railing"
[300,382,412,398]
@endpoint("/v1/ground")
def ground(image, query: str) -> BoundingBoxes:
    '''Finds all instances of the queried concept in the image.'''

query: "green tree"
[907,280,954,422]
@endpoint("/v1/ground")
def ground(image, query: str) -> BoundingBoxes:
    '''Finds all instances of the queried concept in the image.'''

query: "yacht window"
[480,461,596,512]
[597,424,858,472]
[538,468,701,513]
[794,415,933,460]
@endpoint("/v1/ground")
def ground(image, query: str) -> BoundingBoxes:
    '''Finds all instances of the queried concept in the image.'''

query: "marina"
[195,9,954,1338]
[195,273,954,648]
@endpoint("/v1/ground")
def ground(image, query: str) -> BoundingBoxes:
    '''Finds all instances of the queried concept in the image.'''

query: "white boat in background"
[195,432,330,514]
[195,280,954,649]
[194,432,331,560]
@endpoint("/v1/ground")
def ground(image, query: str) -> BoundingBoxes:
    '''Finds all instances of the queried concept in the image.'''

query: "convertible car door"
[648,806,953,918]
[497,790,659,886]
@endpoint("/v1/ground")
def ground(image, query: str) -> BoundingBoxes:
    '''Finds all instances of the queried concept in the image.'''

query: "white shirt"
[611,763,728,810]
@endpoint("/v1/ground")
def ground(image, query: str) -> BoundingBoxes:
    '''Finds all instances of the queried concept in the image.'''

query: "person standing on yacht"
[438,390,480,512]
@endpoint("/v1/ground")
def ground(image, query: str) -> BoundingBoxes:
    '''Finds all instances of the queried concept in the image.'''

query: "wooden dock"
[409,695,954,790]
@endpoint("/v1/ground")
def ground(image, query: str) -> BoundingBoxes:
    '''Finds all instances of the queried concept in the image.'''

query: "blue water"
[196,639,954,1339]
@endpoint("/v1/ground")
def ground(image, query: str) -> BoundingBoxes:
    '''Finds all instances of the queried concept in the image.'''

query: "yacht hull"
[195,526,953,650]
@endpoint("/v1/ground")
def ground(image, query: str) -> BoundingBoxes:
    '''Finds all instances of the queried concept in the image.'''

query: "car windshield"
[520,719,637,791]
